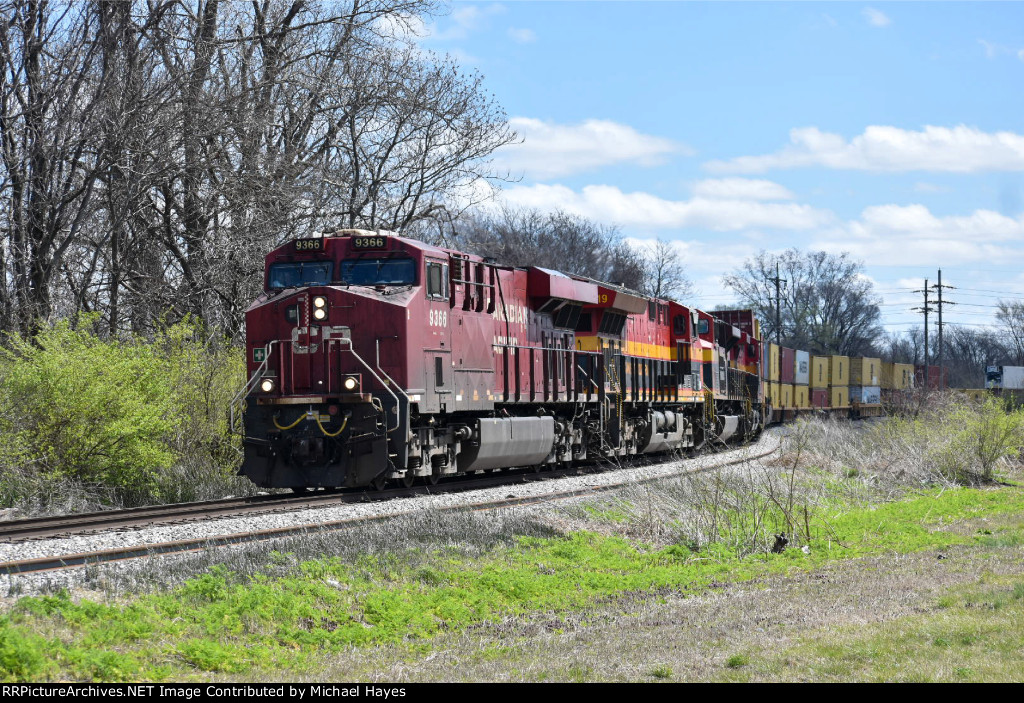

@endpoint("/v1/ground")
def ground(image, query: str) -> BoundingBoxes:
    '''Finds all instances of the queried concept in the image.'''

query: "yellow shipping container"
[830,386,849,408]
[895,362,914,389]
[769,381,781,407]
[768,344,780,382]
[850,357,881,386]
[794,384,809,408]
[811,356,829,389]
[881,362,896,390]
[781,384,793,408]
[829,356,849,386]
[955,388,988,402]
[882,362,915,389]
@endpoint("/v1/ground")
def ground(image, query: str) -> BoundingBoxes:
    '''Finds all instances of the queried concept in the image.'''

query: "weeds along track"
[0,434,781,576]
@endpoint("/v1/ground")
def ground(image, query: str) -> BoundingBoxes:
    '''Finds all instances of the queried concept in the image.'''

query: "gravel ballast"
[0,431,781,596]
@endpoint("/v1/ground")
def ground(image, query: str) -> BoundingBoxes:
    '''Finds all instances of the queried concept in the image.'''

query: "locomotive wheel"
[370,474,388,491]
[426,468,440,485]
[401,473,416,488]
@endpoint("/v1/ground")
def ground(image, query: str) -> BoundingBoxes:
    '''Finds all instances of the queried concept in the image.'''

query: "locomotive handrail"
[229,340,278,438]
[331,337,403,434]
[375,337,411,436]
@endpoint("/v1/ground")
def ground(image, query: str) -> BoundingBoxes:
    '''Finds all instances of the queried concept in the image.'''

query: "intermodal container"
[781,383,793,408]
[880,362,897,390]
[769,381,781,407]
[881,362,914,390]
[795,350,810,386]
[850,357,881,386]
[830,386,849,408]
[849,385,881,405]
[768,344,780,382]
[794,384,809,408]
[984,365,1024,390]
[916,365,950,390]
[895,362,915,389]
[955,388,988,402]
[811,388,829,408]
[811,356,829,389]
[829,356,849,386]
[780,347,796,384]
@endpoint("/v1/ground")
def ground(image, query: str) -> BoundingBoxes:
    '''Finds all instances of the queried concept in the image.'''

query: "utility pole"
[768,262,787,346]
[913,279,933,385]
[931,270,955,390]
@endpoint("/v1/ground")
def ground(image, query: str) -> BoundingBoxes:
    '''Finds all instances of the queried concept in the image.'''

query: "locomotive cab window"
[426,262,449,299]
[673,315,688,336]
[268,262,333,289]
[339,258,415,286]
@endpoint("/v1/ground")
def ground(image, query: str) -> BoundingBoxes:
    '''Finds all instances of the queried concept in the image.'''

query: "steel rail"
[0,439,780,576]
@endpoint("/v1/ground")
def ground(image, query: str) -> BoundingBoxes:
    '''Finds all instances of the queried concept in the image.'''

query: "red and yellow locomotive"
[241,229,764,490]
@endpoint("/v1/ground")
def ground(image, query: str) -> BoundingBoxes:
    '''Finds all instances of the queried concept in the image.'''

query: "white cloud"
[862,7,891,27]
[691,178,795,201]
[507,27,536,44]
[812,205,1024,266]
[496,183,835,231]
[372,13,428,42]
[913,182,951,194]
[979,39,1024,61]
[422,4,505,42]
[495,118,690,179]
[705,125,1024,174]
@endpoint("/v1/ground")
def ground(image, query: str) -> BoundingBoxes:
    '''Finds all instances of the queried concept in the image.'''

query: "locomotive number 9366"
[428,309,448,327]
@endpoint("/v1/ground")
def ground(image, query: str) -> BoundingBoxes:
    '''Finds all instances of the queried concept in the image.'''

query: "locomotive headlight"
[313,296,327,308]
[343,376,359,391]
[260,378,276,393]
[313,307,327,321]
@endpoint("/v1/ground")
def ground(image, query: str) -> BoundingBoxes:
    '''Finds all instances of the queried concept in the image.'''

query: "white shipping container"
[795,350,810,386]
[849,386,881,404]
[987,365,1024,390]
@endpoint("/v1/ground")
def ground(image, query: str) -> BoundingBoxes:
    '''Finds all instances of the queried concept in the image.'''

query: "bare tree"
[447,207,648,290]
[879,328,924,366]
[723,249,882,355]
[882,324,1007,388]
[0,1,110,334]
[1,0,515,338]
[638,239,693,301]
[996,300,1024,366]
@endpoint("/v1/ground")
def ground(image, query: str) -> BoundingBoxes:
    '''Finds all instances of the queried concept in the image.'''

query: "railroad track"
[0,437,781,576]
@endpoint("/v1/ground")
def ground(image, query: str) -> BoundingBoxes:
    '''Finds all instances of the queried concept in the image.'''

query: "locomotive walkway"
[0,434,782,577]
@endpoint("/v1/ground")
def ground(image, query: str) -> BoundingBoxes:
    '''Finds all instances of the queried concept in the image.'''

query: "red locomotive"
[240,229,765,490]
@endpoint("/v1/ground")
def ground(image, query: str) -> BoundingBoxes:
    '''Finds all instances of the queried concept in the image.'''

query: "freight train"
[237,229,914,491]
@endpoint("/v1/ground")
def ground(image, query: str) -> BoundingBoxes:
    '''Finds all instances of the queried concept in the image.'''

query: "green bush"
[0,317,246,508]
[869,394,1024,486]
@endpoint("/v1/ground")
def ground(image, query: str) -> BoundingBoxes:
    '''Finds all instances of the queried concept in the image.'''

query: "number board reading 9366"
[352,236,387,250]
[293,239,322,252]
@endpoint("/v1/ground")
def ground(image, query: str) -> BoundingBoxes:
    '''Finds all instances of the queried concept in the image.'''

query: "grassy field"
[2,415,1023,682]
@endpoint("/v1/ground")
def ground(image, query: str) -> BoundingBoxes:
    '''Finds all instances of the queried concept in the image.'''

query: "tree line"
[0,0,515,338]
[1,1,1018,391]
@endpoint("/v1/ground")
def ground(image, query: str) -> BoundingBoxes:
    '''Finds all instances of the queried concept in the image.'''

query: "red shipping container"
[780,347,796,384]
[915,365,949,390]
[811,389,829,409]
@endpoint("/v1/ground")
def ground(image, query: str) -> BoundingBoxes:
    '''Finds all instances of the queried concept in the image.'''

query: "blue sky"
[408,2,1024,335]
